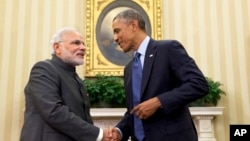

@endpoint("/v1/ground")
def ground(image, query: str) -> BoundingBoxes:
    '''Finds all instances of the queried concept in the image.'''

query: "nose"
[80,44,86,50]
[114,34,119,44]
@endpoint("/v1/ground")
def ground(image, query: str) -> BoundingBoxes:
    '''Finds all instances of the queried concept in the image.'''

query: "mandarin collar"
[51,55,76,72]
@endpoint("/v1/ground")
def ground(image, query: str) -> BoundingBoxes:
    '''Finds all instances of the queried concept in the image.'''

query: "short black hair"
[113,9,146,32]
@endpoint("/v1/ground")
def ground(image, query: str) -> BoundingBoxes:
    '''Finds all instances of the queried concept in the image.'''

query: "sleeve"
[26,61,100,141]
[96,128,103,141]
[157,40,209,113]
[115,110,131,141]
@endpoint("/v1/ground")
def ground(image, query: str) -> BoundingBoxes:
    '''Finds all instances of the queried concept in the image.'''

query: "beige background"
[0,0,249,141]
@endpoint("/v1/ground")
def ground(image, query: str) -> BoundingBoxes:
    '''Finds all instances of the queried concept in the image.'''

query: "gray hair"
[50,27,78,54]
[113,9,146,32]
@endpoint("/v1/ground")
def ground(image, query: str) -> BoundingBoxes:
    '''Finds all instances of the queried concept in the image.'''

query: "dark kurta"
[20,55,99,141]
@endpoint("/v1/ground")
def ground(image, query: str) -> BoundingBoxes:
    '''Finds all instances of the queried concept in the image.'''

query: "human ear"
[54,43,62,54]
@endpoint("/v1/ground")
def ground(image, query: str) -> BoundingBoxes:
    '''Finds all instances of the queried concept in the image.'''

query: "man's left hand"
[130,97,162,119]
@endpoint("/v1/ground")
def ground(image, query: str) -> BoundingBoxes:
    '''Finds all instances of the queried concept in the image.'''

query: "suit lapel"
[141,39,157,96]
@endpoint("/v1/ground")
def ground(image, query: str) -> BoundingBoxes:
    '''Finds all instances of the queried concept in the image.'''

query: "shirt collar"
[136,36,150,56]
[51,55,76,72]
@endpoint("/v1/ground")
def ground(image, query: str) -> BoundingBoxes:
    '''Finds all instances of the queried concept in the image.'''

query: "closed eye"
[113,29,121,35]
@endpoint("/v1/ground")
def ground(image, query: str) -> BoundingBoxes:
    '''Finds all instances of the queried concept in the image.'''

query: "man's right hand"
[110,127,121,141]
[101,127,121,141]
[101,129,112,141]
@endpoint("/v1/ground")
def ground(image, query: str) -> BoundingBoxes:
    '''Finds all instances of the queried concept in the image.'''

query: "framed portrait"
[85,0,163,76]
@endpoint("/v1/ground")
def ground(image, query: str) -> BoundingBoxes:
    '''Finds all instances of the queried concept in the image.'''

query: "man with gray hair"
[20,27,114,141]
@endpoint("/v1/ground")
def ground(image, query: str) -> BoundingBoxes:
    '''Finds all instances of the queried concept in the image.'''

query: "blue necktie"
[132,52,145,141]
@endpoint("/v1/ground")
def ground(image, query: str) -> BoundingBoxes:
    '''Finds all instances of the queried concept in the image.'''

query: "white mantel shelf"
[91,107,224,141]
[90,108,126,117]
[91,107,224,117]
[189,107,224,115]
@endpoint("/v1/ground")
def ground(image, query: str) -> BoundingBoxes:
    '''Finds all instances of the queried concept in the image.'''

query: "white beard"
[60,46,84,66]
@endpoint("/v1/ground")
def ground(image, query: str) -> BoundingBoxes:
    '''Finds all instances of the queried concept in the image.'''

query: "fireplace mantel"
[91,107,224,141]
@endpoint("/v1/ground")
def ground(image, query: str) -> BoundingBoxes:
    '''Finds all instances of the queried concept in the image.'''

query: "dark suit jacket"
[117,39,209,141]
[20,55,99,141]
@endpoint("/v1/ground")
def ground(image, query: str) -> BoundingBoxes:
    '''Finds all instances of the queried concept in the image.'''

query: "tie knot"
[134,52,142,68]
[135,52,141,58]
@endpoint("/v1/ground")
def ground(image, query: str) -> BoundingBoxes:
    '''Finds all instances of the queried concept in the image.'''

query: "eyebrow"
[70,40,85,45]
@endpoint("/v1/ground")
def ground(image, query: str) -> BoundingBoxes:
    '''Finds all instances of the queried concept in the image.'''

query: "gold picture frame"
[85,0,163,76]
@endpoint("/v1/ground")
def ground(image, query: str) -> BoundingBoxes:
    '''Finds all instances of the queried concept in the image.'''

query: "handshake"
[101,127,122,141]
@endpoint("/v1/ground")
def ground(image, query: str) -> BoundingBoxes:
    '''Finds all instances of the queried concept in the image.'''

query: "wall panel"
[163,0,250,141]
[0,0,249,141]
[0,0,85,141]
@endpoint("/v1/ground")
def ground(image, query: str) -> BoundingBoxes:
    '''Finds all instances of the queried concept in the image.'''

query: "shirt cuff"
[115,127,123,139]
[96,128,103,141]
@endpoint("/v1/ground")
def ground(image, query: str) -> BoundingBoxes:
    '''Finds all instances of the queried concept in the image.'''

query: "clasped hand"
[101,127,121,141]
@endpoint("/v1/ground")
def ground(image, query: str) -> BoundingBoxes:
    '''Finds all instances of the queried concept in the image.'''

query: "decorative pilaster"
[194,116,215,141]
[190,107,224,141]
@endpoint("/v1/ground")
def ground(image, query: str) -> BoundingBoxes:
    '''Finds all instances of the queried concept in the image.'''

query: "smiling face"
[112,18,137,53]
[54,31,86,66]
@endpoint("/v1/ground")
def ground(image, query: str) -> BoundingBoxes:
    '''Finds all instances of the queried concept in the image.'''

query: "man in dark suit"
[110,9,209,141]
[20,27,113,141]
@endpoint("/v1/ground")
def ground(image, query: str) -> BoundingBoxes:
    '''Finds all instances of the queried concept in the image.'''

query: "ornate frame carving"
[85,0,163,76]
